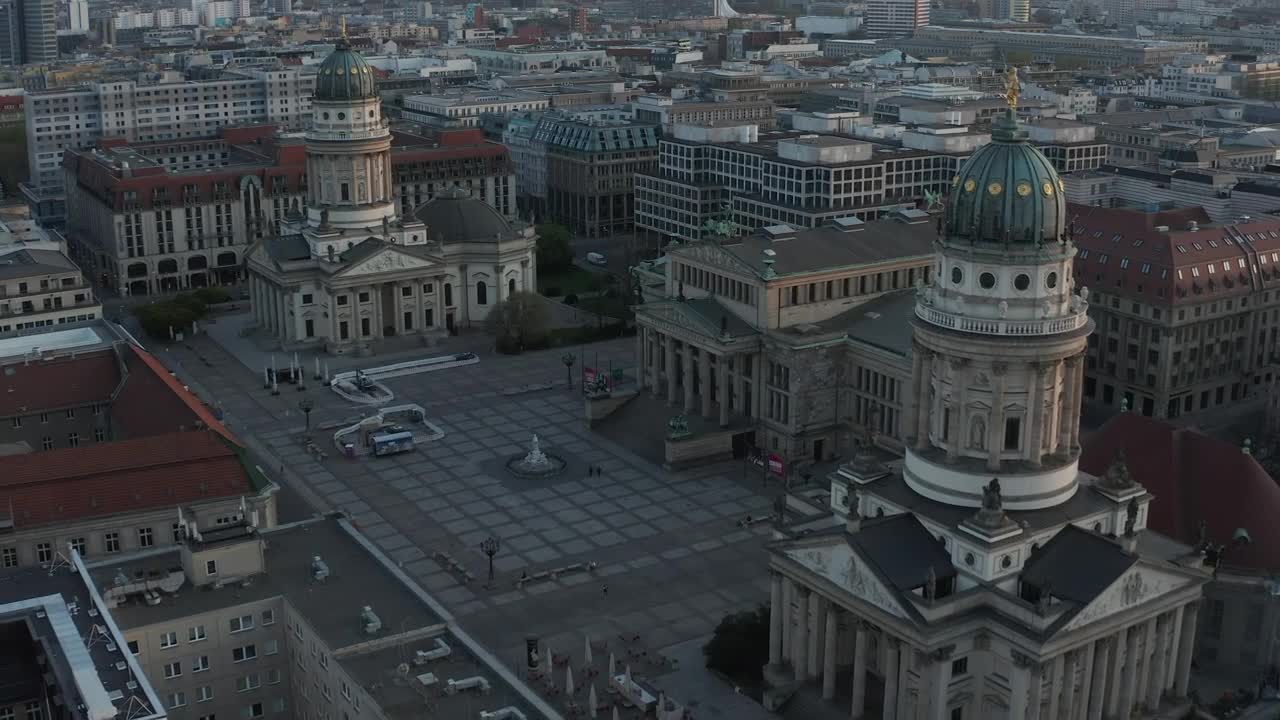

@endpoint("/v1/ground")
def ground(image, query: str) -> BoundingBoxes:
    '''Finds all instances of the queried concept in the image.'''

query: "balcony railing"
[916,304,1088,337]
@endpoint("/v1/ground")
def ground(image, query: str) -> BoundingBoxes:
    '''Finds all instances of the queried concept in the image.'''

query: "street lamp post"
[299,398,315,435]
[480,535,500,584]
[561,353,576,389]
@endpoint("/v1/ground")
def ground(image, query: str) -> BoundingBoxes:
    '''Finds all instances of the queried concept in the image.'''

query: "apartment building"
[631,95,777,130]
[1070,203,1280,419]
[93,513,553,720]
[864,0,929,37]
[0,326,278,571]
[535,116,659,238]
[463,47,615,75]
[635,122,962,245]
[22,67,317,225]
[62,125,513,297]
[0,248,101,333]
[400,89,549,128]
[898,26,1203,68]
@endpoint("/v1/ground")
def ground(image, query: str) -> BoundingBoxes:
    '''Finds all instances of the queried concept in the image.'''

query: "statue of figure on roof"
[1124,498,1140,537]
[1099,449,1137,492]
[924,565,937,601]
[982,478,1003,514]
[320,208,330,228]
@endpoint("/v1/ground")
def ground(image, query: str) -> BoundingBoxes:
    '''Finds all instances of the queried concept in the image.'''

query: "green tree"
[535,223,573,273]
[485,291,551,353]
[703,605,771,687]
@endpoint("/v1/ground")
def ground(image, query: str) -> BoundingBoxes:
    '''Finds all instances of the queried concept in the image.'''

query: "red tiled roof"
[0,429,253,528]
[1081,413,1280,572]
[0,350,122,417]
[1070,203,1280,307]
[113,343,235,444]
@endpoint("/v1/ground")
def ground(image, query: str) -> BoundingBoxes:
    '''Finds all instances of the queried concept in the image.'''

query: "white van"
[587,252,607,266]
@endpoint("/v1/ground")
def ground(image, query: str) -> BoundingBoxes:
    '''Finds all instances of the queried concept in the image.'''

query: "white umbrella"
[565,662,575,696]
[612,707,621,720]
[625,664,633,689]
[607,651,616,678]
[588,684,599,718]
[659,691,667,713]
[545,646,553,674]
[584,636,593,667]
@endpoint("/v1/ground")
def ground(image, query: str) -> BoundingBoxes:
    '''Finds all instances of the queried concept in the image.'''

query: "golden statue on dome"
[1004,66,1020,111]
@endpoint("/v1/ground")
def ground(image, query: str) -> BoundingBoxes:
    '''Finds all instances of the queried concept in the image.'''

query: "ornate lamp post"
[480,535,500,584]
[298,398,315,434]
[561,353,576,389]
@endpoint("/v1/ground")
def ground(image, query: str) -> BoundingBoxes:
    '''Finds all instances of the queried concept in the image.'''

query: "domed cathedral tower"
[304,28,399,250]
[905,102,1093,513]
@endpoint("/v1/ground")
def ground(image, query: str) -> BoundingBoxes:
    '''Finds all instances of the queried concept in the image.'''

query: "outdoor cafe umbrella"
[565,663,576,696]
[584,635,594,667]
[588,683,599,718]
[607,651,616,678]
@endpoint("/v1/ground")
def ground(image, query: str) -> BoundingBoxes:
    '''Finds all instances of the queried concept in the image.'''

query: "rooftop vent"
[1187,220,1199,231]
[361,605,382,635]
[311,555,330,581]
[762,224,795,242]
[1154,225,1170,232]
[832,216,865,233]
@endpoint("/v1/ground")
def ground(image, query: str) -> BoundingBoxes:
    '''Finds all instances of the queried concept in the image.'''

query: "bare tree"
[485,291,551,353]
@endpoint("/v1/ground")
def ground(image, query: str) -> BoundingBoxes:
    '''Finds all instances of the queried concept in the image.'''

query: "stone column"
[1047,654,1065,720]
[636,327,646,392]
[1029,362,1049,467]
[1174,602,1200,698]
[1058,357,1075,451]
[850,622,868,717]
[1119,626,1139,720]
[915,350,932,451]
[769,572,784,666]
[1069,355,1085,450]
[1135,618,1156,709]
[1061,649,1079,720]
[781,577,793,665]
[700,350,713,418]
[794,587,810,683]
[1147,614,1170,711]
[988,363,1007,470]
[882,638,900,720]
[1010,655,1031,720]
[807,592,822,681]
[684,345,697,413]
[666,337,677,405]
[1105,630,1124,718]
[894,643,911,720]
[946,359,967,462]
[1028,660,1045,720]
[907,346,925,446]
[822,604,839,701]
[718,354,730,427]
[1164,605,1184,692]
[927,650,951,720]
[1076,642,1096,720]
[1087,637,1112,720]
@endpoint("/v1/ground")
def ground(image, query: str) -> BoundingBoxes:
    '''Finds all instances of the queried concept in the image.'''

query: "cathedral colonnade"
[766,571,1201,720]
[634,326,757,426]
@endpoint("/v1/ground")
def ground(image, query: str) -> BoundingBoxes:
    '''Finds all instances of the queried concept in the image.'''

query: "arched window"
[444,283,453,306]
[508,278,516,296]
[476,281,488,306]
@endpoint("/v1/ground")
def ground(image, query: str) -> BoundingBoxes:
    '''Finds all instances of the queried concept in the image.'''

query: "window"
[233,644,257,662]
[444,283,453,306]
[1003,417,1021,451]
[236,673,261,692]
[357,291,369,303]
[264,639,279,655]
[104,532,120,553]
[230,615,254,633]
[67,432,79,448]
[301,293,313,304]
[160,631,178,648]
[401,285,412,297]
[164,661,182,678]
[951,657,968,676]
[261,609,275,625]
[138,527,154,548]
[267,668,281,685]
[336,295,348,306]
[198,685,214,703]
[206,560,218,576]
[94,427,106,442]
[36,543,51,563]
[1,547,16,568]
[169,692,187,708]
[127,640,139,655]
[476,281,488,305]
[10,417,19,429]
[41,436,53,450]
[243,702,264,719]
[65,408,75,420]
[70,537,86,556]
[39,412,47,423]
[193,654,210,672]
[190,625,207,642]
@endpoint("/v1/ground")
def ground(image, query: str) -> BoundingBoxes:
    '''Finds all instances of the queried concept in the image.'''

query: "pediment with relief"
[638,304,718,338]
[782,542,907,619]
[1063,564,1197,631]
[339,248,436,277]
[676,242,754,276]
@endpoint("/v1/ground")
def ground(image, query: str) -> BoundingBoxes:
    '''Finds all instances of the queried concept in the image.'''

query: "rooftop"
[713,213,937,277]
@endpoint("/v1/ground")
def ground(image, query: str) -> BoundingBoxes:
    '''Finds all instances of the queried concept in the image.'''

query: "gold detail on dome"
[1042,182,1055,197]
[964,179,976,192]
[988,182,1003,196]
[1057,178,1065,191]
[953,175,960,187]
[1016,183,1032,197]
[336,68,344,75]
[1003,67,1020,111]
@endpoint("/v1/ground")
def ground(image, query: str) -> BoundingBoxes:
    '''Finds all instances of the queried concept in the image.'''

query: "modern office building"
[897,27,1203,68]
[864,0,929,37]
[0,0,56,65]
[23,67,317,226]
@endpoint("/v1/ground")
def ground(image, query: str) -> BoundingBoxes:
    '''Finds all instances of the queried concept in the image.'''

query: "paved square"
[159,332,777,685]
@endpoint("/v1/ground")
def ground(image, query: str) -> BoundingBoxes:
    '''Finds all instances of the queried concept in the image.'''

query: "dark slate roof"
[412,187,513,242]
[338,237,386,264]
[718,217,936,277]
[263,234,312,263]
[682,297,758,338]
[1020,525,1136,605]
[845,289,917,356]
[1081,413,1280,571]
[851,513,955,592]
[0,249,78,279]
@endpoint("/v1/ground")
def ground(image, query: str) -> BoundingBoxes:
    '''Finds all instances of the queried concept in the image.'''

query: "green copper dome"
[946,111,1066,245]
[314,40,378,102]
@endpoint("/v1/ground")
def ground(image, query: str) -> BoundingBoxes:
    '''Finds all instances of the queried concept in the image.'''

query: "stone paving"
[153,317,778,711]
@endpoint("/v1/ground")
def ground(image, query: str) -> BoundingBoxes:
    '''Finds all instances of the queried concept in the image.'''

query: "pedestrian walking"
[601,584,608,596]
